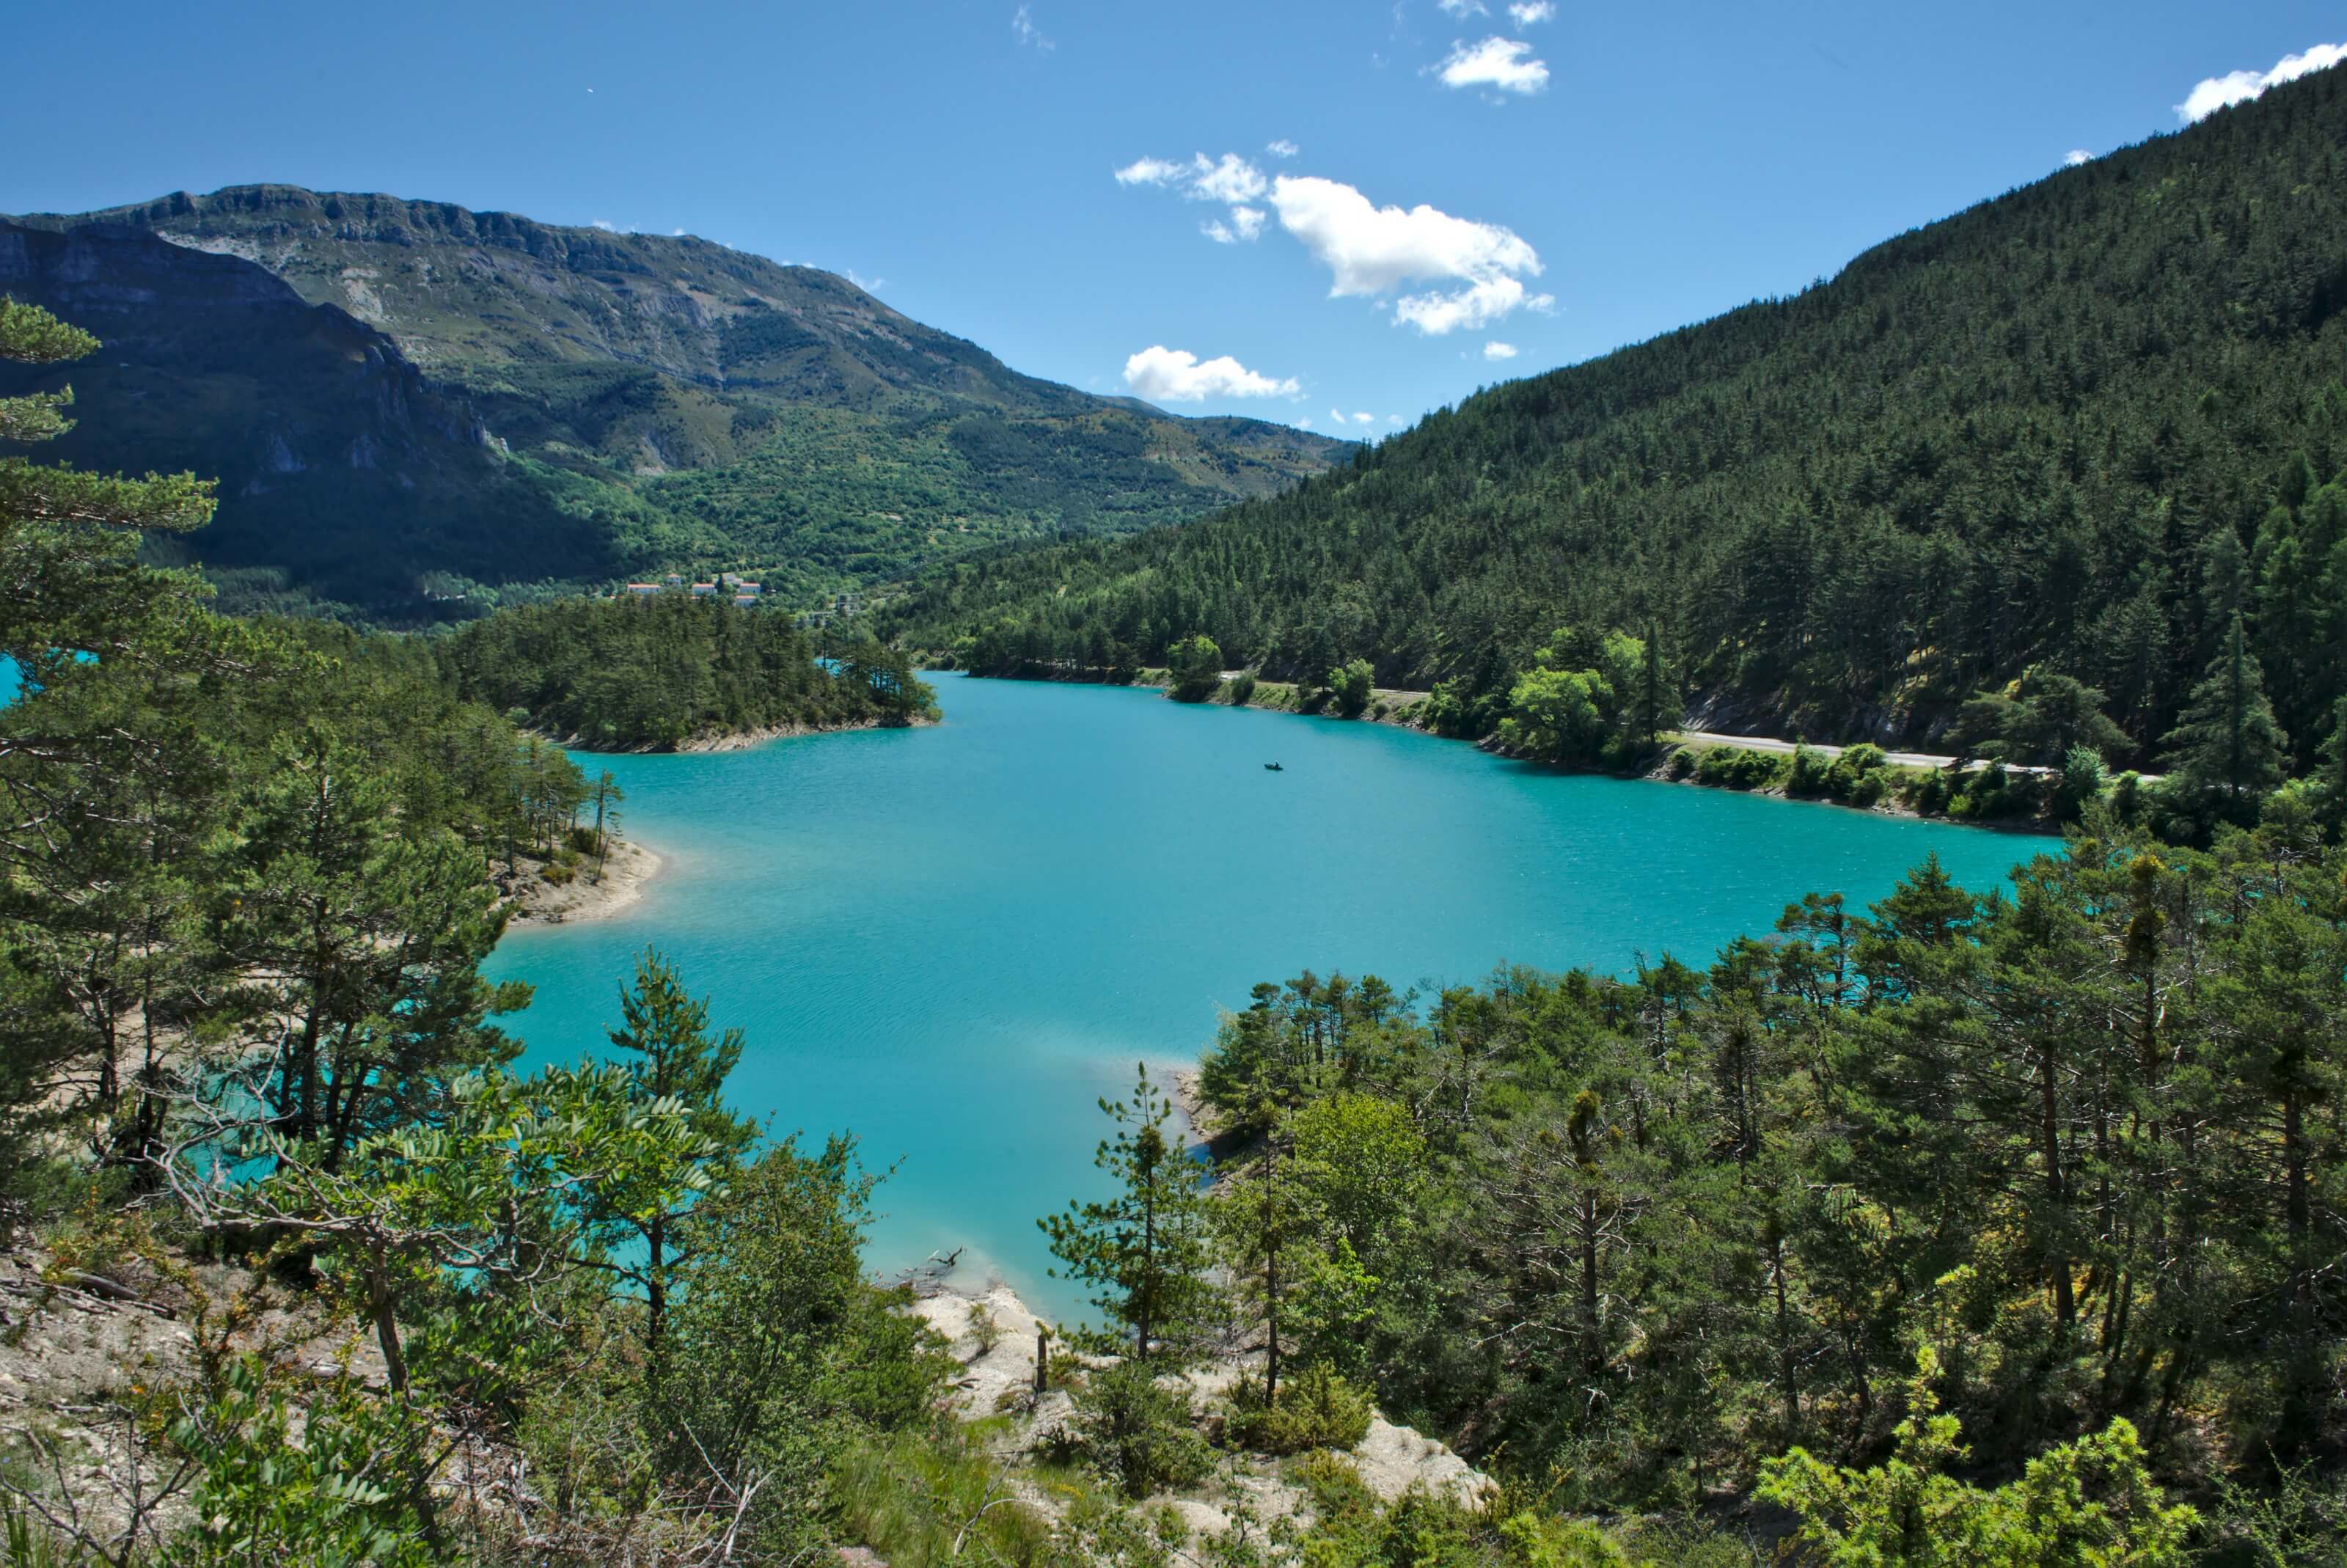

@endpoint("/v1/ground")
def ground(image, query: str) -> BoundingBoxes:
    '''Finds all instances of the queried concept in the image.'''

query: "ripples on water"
[488,675,2042,1316]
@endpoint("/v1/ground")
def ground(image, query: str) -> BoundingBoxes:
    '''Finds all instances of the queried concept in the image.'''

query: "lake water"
[488,675,2041,1319]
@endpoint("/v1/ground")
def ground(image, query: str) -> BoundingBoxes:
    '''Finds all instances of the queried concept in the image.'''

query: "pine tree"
[1039,1066,1218,1362]
[599,949,761,1348]
[2161,612,2289,818]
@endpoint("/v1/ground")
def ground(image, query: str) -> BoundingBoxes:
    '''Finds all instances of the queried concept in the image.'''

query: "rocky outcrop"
[908,1277,1496,1547]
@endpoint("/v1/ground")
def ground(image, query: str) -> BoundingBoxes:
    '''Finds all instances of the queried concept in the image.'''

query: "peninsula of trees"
[436,594,938,751]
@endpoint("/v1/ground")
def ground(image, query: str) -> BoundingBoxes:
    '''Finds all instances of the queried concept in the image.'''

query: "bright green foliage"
[1058,1360,1212,1501]
[1758,1349,2196,1567]
[1691,744,1786,791]
[657,1135,950,1558]
[1039,1067,1218,1361]
[436,594,937,750]
[1494,629,1654,766]
[2059,744,2107,818]
[168,1356,441,1567]
[887,72,2347,769]
[1222,1363,1374,1455]
[1166,634,1225,702]
[580,949,761,1347]
[1328,659,1375,718]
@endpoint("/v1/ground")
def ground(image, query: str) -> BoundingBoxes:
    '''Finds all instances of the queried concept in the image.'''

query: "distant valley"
[0,186,1347,621]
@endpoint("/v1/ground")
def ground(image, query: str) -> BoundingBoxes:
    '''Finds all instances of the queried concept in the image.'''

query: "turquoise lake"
[487,674,2043,1319]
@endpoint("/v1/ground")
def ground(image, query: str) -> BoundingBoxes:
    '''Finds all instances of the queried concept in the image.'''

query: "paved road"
[1669,729,2082,777]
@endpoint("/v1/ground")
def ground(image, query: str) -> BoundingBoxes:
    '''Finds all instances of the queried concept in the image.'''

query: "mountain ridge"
[0,185,1347,620]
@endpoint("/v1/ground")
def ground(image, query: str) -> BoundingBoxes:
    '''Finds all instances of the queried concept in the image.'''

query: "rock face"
[908,1278,1496,1545]
[0,218,605,611]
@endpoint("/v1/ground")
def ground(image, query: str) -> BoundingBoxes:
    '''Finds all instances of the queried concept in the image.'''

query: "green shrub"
[1908,767,1955,816]
[1952,761,2013,820]
[2059,744,2107,818]
[2109,770,2145,823]
[1329,659,1375,718]
[1787,744,1832,796]
[1166,634,1224,703]
[1226,672,1257,706]
[832,1429,1061,1568]
[566,824,604,856]
[1223,1363,1374,1455]
[1663,746,1697,780]
[1693,747,1787,791]
[1056,1360,1211,1500]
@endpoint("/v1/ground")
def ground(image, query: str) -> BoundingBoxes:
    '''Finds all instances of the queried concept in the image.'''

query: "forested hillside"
[0,187,1347,620]
[1187,824,2346,1544]
[886,65,2347,768]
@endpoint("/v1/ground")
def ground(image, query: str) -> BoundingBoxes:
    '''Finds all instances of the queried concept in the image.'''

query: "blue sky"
[6,2,2342,432]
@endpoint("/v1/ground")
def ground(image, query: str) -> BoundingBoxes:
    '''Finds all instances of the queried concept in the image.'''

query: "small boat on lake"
[1264,762,1284,772]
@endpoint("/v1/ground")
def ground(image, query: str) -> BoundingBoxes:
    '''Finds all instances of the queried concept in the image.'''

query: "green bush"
[1693,747,1787,791]
[831,1428,1061,1568]
[1056,1360,1211,1500]
[2109,770,2145,823]
[1226,672,1257,706]
[1166,634,1224,703]
[2059,744,2107,818]
[1329,659,1375,719]
[1787,744,1832,796]
[1908,767,1955,816]
[1223,1363,1374,1455]
[1663,747,1697,780]
[1951,760,2013,820]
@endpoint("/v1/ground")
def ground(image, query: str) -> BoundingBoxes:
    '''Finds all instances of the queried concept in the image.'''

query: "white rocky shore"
[907,1278,1495,1546]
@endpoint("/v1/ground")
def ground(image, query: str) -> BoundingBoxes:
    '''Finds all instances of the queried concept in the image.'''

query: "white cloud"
[1506,0,1553,22]
[1116,153,1271,250]
[1189,153,1267,204]
[1387,414,1405,425]
[1011,4,1053,51]
[591,219,620,232]
[1437,36,1549,95]
[1203,205,1270,243]
[1436,0,1487,13]
[1394,275,1550,334]
[2178,42,2345,122]
[1123,345,1299,403]
[1330,406,1347,423]
[1268,174,1550,332]
[2063,149,2092,167]
[1483,340,1519,359]
[1351,411,1376,425]
[1116,153,1266,203]
[1269,175,1537,296]
[1115,157,1187,186]
[1295,415,1313,426]
[1266,138,1300,158]
[1118,160,1553,332]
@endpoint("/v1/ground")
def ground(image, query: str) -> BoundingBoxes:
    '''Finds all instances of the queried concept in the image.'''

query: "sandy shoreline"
[676,712,939,752]
[505,835,664,926]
